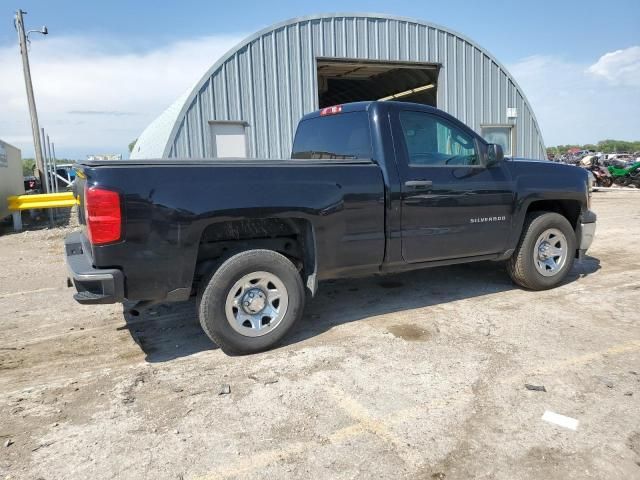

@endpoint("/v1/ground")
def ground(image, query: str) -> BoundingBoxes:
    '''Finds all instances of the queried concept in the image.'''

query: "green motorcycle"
[608,161,640,187]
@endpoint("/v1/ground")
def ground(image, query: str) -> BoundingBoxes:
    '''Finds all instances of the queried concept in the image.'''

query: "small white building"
[0,140,24,223]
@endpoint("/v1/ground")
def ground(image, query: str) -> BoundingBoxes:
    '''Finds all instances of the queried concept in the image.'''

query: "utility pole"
[41,127,50,191]
[14,10,48,191]
[46,134,57,192]
[40,127,54,224]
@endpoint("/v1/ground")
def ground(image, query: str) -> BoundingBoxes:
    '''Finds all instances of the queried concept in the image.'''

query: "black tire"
[506,211,576,290]
[197,249,305,355]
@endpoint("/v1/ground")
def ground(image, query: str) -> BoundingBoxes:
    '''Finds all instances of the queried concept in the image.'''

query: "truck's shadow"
[122,256,600,362]
[286,256,601,348]
[121,302,214,362]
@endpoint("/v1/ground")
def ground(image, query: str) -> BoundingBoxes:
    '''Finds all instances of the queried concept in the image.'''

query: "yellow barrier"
[8,192,78,211]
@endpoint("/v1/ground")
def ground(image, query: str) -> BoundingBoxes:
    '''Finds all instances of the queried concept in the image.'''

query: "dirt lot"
[1,190,639,480]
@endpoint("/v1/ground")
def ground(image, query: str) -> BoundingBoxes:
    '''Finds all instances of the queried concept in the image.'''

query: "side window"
[399,111,479,166]
[291,112,372,160]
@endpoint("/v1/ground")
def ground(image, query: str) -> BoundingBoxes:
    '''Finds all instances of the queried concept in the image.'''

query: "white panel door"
[210,122,248,158]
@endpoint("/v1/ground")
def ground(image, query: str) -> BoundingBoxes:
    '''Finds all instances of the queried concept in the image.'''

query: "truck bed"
[73,158,386,302]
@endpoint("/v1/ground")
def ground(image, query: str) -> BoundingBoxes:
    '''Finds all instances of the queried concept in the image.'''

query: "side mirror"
[487,143,504,167]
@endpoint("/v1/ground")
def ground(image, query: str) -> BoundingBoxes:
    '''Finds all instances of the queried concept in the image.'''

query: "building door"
[209,121,249,158]
[316,58,439,108]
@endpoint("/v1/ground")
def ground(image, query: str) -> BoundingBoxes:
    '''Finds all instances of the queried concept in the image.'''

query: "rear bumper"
[578,210,597,256]
[65,232,124,304]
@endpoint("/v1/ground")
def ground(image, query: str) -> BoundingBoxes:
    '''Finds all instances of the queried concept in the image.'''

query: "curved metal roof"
[130,89,190,159]
[132,13,544,160]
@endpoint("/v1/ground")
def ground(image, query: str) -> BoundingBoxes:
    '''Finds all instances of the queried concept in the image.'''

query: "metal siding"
[471,46,482,131]
[389,20,399,60]
[173,120,187,158]
[260,35,271,158]
[367,19,375,58]
[416,24,425,61]
[379,19,389,60]
[279,29,293,155]
[516,92,524,156]
[147,14,544,160]
[237,46,256,157]
[398,21,408,60]
[468,42,475,126]
[427,27,436,63]
[524,103,532,157]
[195,94,204,157]
[262,32,280,156]
[356,18,366,58]
[321,18,332,55]
[456,38,465,122]
[199,80,213,157]
[287,27,302,144]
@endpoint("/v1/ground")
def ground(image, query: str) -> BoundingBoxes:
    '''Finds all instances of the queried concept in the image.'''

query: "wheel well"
[194,218,315,292]
[526,200,581,229]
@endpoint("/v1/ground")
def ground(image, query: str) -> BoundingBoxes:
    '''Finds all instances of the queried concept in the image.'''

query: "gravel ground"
[0,190,639,480]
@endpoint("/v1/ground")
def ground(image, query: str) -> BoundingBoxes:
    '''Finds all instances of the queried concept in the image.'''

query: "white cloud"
[0,34,244,158]
[587,46,640,87]
[509,48,640,146]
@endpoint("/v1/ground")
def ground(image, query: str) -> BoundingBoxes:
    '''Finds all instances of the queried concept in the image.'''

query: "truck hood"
[505,157,589,192]
[510,157,551,163]
[508,157,585,175]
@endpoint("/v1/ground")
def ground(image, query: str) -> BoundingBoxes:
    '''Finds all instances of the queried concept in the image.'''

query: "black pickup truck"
[66,101,596,354]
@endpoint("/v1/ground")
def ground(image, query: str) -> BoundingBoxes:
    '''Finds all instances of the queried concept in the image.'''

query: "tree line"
[547,139,640,156]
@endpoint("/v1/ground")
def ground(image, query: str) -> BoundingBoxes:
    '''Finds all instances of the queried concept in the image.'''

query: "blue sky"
[1,0,639,158]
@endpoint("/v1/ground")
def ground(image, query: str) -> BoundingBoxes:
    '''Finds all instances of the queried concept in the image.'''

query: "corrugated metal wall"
[155,14,545,160]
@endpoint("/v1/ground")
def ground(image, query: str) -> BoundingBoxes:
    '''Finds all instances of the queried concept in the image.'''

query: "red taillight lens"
[84,186,121,245]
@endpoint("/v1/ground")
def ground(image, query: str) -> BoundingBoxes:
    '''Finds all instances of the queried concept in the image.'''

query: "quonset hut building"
[132,13,545,160]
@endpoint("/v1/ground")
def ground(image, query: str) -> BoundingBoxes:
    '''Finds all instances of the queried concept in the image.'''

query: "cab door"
[391,108,514,263]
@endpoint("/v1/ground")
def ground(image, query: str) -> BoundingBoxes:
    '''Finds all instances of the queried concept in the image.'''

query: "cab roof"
[301,101,444,121]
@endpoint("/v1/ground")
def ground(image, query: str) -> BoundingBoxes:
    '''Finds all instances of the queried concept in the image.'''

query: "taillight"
[320,105,342,116]
[84,186,121,245]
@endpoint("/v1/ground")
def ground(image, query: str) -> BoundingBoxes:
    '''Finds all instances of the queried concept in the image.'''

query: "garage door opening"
[317,58,439,108]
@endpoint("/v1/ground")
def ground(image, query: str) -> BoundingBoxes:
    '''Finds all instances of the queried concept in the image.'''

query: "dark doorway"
[317,58,439,108]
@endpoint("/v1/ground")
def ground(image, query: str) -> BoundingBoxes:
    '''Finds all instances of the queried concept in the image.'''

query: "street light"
[27,26,48,37]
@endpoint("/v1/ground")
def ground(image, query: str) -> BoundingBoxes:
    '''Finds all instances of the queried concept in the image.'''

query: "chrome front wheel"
[533,228,568,277]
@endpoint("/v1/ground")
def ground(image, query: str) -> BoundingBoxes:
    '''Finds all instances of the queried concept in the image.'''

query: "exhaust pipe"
[125,300,160,317]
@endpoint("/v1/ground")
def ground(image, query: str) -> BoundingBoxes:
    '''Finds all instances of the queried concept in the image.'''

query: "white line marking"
[541,410,579,430]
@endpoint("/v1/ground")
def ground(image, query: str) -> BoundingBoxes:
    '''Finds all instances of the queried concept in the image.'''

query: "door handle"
[404,180,433,189]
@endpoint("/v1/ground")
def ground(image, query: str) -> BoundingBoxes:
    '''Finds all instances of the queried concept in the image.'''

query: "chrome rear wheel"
[224,271,289,337]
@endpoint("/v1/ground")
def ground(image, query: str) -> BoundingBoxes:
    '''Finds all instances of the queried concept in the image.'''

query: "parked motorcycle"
[608,161,640,188]
[629,169,640,188]
[588,164,613,188]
